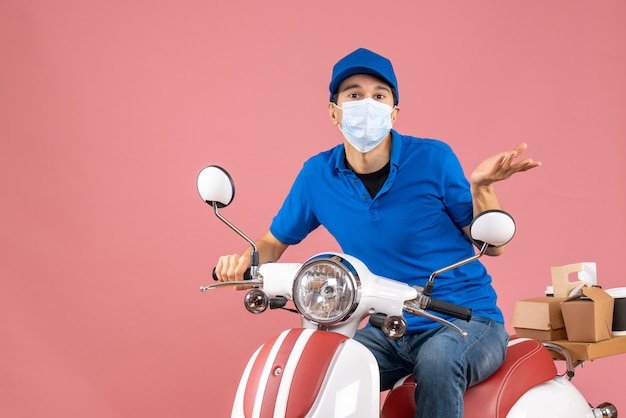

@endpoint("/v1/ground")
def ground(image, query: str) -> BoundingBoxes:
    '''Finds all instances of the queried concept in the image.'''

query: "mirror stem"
[422,242,489,296]
[212,204,260,278]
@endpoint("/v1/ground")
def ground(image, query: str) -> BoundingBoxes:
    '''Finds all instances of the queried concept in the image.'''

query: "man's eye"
[348,93,359,99]
[375,94,386,100]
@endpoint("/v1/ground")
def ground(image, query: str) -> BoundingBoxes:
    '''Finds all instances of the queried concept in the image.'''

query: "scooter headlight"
[292,254,361,326]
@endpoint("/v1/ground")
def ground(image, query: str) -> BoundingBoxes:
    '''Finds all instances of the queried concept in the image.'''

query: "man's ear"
[391,106,400,124]
[328,102,340,126]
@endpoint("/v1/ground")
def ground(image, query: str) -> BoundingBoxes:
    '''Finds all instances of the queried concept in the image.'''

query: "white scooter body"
[227,262,608,418]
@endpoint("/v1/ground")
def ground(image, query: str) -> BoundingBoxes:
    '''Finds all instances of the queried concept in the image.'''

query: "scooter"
[197,165,618,418]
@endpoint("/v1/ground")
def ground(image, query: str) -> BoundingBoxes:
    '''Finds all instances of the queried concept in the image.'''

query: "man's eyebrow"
[340,83,392,94]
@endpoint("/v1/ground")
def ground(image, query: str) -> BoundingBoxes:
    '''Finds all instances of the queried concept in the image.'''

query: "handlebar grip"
[425,298,472,321]
[368,313,388,329]
[212,267,252,281]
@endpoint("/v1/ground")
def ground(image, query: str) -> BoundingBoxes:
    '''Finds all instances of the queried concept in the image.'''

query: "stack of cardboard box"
[511,262,626,361]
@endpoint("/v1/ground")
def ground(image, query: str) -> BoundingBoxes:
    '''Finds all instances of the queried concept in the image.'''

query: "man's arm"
[463,143,541,256]
[214,230,289,282]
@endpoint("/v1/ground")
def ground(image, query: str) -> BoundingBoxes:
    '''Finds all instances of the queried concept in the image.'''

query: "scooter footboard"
[232,328,380,418]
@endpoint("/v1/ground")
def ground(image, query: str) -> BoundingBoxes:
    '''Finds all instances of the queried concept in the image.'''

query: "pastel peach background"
[1,1,624,417]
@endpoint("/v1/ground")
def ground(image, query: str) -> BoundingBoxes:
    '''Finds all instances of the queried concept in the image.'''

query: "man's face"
[330,74,398,127]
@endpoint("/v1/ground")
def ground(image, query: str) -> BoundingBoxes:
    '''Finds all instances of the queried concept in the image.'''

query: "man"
[214,47,541,417]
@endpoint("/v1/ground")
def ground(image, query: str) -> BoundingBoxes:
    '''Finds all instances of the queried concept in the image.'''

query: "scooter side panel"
[507,376,595,418]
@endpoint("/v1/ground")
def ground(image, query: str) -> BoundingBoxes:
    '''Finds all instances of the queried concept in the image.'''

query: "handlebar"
[368,312,388,329]
[212,267,252,281]
[424,298,472,321]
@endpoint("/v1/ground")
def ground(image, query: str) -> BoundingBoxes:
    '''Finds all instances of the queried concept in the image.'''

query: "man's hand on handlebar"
[214,253,254,290]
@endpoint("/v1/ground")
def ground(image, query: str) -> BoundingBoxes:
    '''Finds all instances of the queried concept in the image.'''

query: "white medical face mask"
[335,98,395,153]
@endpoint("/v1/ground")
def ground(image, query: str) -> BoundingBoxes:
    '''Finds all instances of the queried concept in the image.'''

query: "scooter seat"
[381,338,557,418]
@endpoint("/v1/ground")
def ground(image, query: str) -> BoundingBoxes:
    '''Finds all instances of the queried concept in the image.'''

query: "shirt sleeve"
[440,150,474,228]
[269,162,321,245]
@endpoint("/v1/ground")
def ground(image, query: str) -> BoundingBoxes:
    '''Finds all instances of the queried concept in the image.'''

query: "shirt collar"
[334,129,402,172]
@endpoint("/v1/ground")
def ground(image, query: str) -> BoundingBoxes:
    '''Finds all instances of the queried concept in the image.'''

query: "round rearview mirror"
[197,165,235,208]
[469,210,516,247]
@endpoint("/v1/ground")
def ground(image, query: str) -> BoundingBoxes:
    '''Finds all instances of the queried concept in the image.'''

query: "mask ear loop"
[331,102,344,131]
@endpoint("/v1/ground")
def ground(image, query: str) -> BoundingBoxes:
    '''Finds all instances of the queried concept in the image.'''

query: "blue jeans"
[354,316,509,418]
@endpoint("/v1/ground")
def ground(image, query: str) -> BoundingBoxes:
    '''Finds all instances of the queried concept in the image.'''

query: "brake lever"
[200,279,263,291]
[403,301,468,338]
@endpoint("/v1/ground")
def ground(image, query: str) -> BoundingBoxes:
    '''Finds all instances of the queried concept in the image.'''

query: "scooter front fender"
[232,328,379,418]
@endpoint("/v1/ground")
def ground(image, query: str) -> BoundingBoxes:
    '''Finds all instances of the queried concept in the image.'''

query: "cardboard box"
[548,335,626,362]
[551,262,597,298]
[560,286,614,342]
[511,297,567,341]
